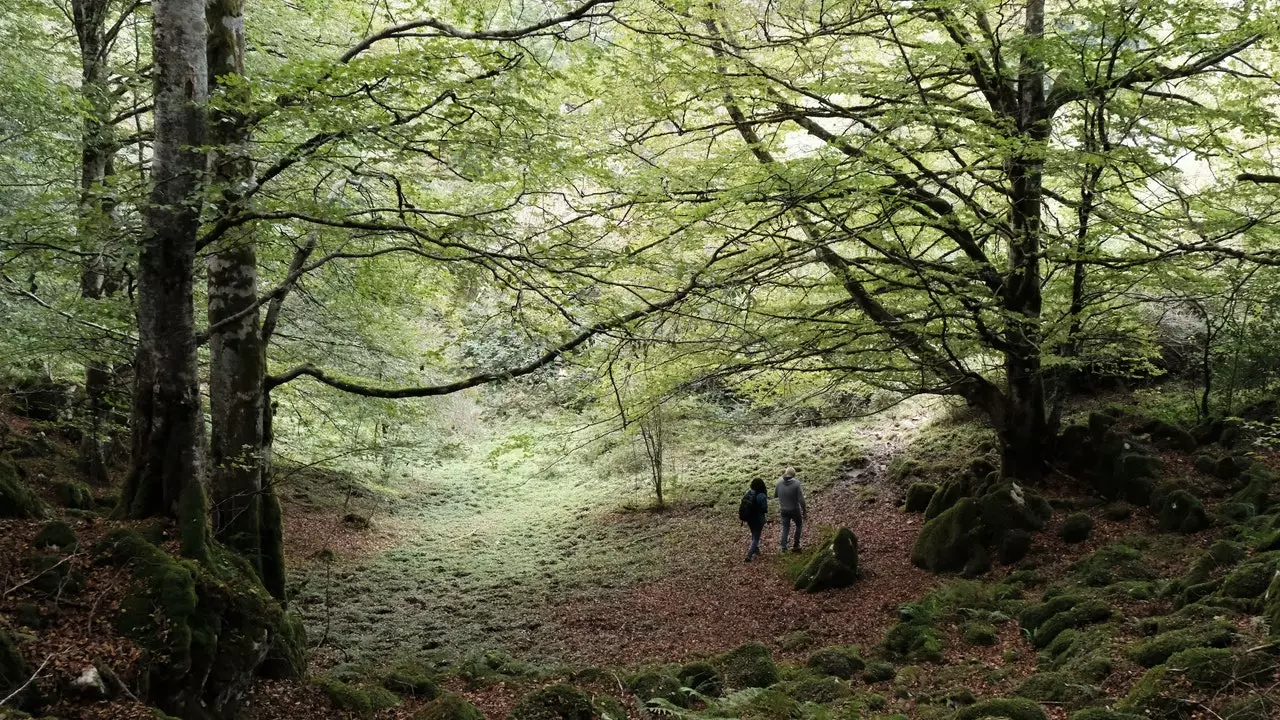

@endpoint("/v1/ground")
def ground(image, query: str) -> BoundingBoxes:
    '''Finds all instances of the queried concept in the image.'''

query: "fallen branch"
[0,654,54,706]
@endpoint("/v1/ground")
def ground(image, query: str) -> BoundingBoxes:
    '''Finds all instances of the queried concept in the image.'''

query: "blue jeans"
[747,523,763,558]
[781,511,803,550]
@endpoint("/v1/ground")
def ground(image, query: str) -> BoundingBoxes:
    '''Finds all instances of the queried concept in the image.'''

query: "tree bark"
[73,0,119,485]
[205,0,286,599]
[119,0,210,559]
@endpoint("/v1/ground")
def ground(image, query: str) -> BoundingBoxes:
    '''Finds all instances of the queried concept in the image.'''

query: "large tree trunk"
[205,0,286,600]
[73,0,119,485]
[998,0,1051,483]
[119,0,210,559]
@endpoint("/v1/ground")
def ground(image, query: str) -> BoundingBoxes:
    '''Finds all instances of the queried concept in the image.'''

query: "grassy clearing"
[284,399,934,670]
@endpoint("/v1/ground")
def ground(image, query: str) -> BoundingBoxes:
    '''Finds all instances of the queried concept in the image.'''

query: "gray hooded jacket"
[775,476,808,516]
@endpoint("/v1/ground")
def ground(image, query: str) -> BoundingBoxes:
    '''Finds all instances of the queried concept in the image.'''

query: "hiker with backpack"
[739,478,769,562]
[775,467,808,553]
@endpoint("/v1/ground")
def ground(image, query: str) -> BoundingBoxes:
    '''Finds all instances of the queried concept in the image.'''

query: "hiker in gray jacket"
[775,467,808,552]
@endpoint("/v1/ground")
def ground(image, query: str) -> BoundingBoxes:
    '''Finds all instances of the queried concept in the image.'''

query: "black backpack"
[738,491,757,523]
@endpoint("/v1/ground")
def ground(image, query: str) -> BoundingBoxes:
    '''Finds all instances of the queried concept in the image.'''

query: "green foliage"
[629,670,687,707]
[777,674,851,704]
[882,620,944,664]
[510,684,594,720]
[962,622,998,646]
[678,661,723,696]
[1073,542,1158,586]
[1031,601,1113,649]
[863,661,896,683]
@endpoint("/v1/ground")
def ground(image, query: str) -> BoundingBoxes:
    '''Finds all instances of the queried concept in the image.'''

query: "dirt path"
[549,428,938,665]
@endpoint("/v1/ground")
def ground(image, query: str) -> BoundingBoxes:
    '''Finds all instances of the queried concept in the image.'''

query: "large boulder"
[1155,490,1210,533]
[904,483,938,513]
[794,527,858,592]
[716,642,779,689]
[912,482,1051,574]
[911,498,983,573]
[97,529,305,719]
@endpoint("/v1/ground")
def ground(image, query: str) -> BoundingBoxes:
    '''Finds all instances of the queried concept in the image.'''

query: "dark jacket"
[746,491,767,527]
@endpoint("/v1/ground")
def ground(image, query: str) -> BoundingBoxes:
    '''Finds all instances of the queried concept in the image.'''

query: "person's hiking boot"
[792,545,801,552]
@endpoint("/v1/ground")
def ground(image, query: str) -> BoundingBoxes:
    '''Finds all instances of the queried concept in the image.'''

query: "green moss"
[794,528,859,592]
[1129,622,1235,667]
[32,520,76,550]
[1164,646,1266,688]
[1185,540,1247,583]
[510,684,594,720]
[1,625,33,709]
[1059,513,1094,544]
[778,674,851,703]
[953,697,1046,720]
[1156,490,1210,533]
[736,687,800,720]
[882,619,944,663]
[905,483,938,513]
[677,660,722,696]
[1074,543,1156,586]
[1219,553,1280,601]
[1101,502,1132,521]
[1032,600,1113,649]
[314,676,399,715]
[1020,595,1082,633]
[1014,672,1070,702]
[1119,664,1177,715]
[911,498,983,573]
[962,622,997,646]
[924,480,966,520]
[382,662,439,698]
[628,670,686,706]
[807,645,865,679]
[457,650,539,686]
[413,692,484,720]
[863,661,896,683]
[1268,571,1280,637]
[0,459,47,519]
[718,642,780,689]
[1231,465,1273,513]
[53,480,94,510]
[1068,710,1144,720]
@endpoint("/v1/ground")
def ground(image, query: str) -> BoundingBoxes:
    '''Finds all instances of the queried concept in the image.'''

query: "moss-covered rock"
[628,670,685,706]
[96,528,303,717]
[777,674,851,703]
[22,550,83,595]
[806,645,864,679]
[32,521,76,550]
[1060,513,1094,544]
[1032,600,1113,649]
[794,527,858,592]
[382,662,439,698]
[1119,664,1178,715]
[1186,540,1247,583]
[962,621,998,646]
[1219,553,1280,601]
[1014,671,1098,705]
[1,624,35,710]
[1165,646,1271,689]
[905,483,938,513]
[510,684,594,720]
[314,676,399,715]
[52,480,94,510]
[1156,490,1210,533]
[413,692,484,720]
[1020,595,1082,634]
[999,529,1033,564]
[912,498,983,573]
[953,697,1046,720]
[925,479,968,520]
[1231,465,1273,512]
[717,642,779,689]
[677,660,722,696]
[0,459,47,519]
[863,661,896,683]
[1074,542,1156,586]
[1129,622,1235,667]
[1138,419,1198,452]
[882,618,944,663]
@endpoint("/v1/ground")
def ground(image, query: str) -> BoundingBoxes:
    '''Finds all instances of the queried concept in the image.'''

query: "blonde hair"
[783,467,796,478]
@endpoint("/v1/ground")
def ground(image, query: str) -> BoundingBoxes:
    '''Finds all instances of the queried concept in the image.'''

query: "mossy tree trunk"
[119,0,211,560]
[205,0,286,600]
[72,0,121,486]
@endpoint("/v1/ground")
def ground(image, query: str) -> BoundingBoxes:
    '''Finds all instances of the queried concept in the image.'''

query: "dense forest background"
[3,0,1280,718]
